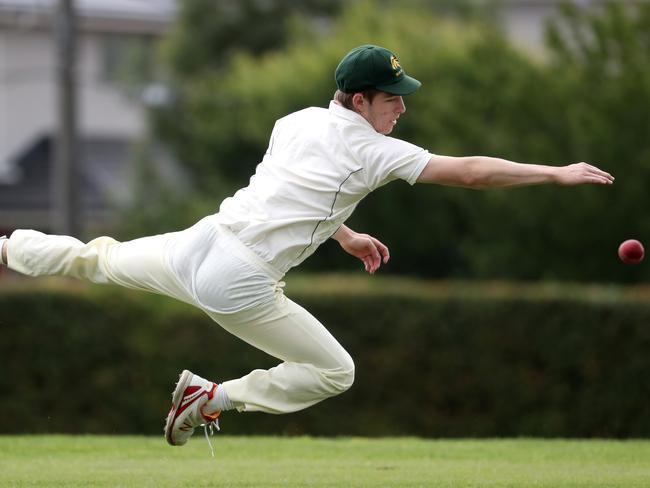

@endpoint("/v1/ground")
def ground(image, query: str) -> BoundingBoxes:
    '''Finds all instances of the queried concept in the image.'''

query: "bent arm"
[332,225,390,274]
[416,155,614,188]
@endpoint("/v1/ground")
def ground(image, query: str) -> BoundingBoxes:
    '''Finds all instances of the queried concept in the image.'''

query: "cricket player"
[0,45,614,449]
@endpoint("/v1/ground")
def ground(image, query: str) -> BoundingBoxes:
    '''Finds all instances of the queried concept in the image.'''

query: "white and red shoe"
[165,370,221,448]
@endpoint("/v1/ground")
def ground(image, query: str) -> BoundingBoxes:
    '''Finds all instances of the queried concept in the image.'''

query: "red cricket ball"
[618,239,645,264]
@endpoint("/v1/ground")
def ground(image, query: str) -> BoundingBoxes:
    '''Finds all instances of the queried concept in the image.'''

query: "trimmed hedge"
[1,275,650,437]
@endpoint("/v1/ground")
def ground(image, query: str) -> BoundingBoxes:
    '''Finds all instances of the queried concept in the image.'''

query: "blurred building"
[0,0,178,235]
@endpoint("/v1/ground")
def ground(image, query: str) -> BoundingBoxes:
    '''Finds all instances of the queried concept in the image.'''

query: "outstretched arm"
[416,155,614,188]
[331,225,390,274]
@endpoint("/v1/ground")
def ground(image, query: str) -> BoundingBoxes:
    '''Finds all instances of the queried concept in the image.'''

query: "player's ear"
[351,93,366,112]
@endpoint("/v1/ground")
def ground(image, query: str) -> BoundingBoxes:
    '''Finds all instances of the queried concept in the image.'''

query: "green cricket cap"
[335,44,421,95]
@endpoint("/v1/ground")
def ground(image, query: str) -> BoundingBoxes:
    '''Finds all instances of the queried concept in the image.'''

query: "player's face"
[361,92,406,135]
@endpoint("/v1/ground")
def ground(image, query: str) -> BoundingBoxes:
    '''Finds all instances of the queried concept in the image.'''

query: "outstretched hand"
[556,162,615,186]
[339,232,390,274]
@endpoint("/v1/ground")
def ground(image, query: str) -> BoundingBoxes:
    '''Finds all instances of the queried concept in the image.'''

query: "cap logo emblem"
[390,55,404,77]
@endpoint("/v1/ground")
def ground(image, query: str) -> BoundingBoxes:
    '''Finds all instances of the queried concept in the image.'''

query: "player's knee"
[81,236,119,284]
[323,355,355,395]
[339,362,355,392]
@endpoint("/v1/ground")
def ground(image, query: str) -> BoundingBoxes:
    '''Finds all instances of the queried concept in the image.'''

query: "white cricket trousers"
[6,218,355,414]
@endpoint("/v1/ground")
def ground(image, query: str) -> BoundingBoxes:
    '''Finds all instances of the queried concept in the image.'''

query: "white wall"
[0,28,55,180]
[0,25,147,180]
[77,33,145,137]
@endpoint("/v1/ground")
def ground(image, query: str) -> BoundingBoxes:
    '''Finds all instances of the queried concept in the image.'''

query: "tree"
[147,0,650,282]
[162,0,342,79]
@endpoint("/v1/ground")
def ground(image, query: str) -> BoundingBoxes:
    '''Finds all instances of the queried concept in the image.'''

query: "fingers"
[364,240,382,274]
[586,164,614,184]
[366,248,380,274]
[363,256,376,274]
[590,175,615,185]
[363,256,374,274]
[364,240,392,274]
[573,162,615,185]
[373,237,391,264]
[352,234,390,274]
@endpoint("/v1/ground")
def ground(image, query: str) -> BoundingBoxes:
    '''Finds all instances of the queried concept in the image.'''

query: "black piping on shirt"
[294,167,364,261]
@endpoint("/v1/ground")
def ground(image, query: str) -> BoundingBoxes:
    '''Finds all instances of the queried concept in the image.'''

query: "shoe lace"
[202,417,220,458]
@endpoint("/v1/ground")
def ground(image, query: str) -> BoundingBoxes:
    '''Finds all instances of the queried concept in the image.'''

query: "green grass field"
[1,436,649,487]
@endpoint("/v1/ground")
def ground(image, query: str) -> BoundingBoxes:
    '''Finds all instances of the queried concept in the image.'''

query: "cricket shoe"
[165,370,221,453]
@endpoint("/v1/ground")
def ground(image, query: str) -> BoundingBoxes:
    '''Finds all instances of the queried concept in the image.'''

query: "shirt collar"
[329,100,375,131]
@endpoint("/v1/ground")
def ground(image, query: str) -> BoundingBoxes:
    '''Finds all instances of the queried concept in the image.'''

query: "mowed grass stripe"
[1,436,649,487]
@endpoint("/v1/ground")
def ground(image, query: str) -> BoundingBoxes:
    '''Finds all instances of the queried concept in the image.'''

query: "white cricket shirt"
[211,100,432,275]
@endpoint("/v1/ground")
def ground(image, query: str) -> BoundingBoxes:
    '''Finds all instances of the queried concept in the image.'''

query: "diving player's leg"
[2,229,192,302]
[213,297,355,414]
[165,295,354,446]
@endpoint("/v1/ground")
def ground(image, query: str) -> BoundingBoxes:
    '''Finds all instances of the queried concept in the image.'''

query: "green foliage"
[2,278,650,437]
[101,35,158,96]
[463,1,650,282]
[105,139,229,240]
[161,0,343,79]
[532,1,650,280]
[150,1,650,282]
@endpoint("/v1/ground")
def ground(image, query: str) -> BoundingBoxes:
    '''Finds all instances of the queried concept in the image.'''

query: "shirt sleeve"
[353,132,432,190]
